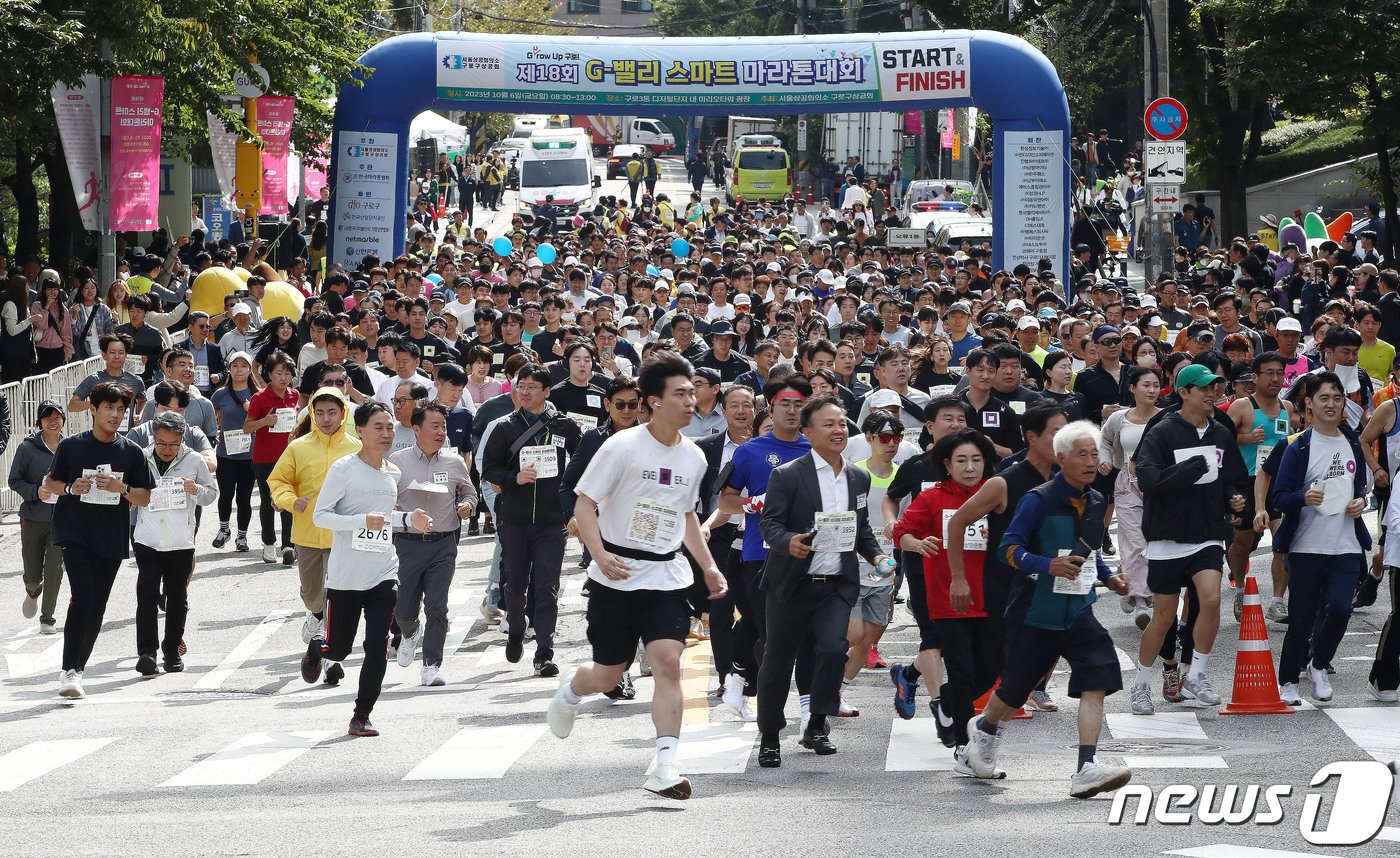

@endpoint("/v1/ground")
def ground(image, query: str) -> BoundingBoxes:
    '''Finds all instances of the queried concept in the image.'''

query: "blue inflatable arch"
[330,30,1070,280]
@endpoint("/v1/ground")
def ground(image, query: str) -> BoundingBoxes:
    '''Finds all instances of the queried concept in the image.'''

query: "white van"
[518,128,600,228]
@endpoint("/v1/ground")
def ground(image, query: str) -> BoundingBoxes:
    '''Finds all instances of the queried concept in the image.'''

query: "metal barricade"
[0,356,102,515]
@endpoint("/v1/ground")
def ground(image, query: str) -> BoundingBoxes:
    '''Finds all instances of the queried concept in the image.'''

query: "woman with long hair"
[1,275,39,383]
[104,279,131,326]
[31,276,73,371]
[731,312,760,356]
[1039,349,1087,421]
[210,351,262,552]
[308,221,329,282]
[1098,366,1162,627]
[71,278,115,360]
[911,334,959,394]
[251,316,299,376]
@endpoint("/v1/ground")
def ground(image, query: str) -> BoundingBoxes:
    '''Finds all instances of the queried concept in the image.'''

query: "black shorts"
[585,581,690,666]
[900,551,942,652]
[1148,545,1225,595]
[994,610,1123,707]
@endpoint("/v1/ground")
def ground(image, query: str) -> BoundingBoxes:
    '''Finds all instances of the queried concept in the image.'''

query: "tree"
[0,0,381,265]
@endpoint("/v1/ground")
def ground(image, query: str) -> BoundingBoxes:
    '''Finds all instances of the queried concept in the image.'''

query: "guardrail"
[0,356,103,515]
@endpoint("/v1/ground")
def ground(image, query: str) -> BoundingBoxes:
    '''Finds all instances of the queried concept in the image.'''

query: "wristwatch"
[63,482,73,496]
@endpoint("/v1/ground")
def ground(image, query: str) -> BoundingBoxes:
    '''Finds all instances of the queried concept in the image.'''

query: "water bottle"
[877,557,897,577]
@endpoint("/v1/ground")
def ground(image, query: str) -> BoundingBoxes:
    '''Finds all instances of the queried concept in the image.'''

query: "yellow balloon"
[260,280,307,322]
[189,267,244,316]
[233,266,252,283]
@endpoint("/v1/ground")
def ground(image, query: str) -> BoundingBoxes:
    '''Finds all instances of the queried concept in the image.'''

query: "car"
[932,217,994,250]
[606,144,647,180]
[729,145,792,204]
[900,179,976,222]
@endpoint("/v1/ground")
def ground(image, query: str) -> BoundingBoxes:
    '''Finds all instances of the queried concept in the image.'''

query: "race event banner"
[110,75,164,231]
[256,96,295,216]
[50,74,103,232]
[331,130,399,268]
[1002,129,1066,276]
[206,108,239,199]
[435,36,971,107]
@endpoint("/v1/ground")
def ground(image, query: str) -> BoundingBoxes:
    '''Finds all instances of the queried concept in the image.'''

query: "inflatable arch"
[331,31,1071,281]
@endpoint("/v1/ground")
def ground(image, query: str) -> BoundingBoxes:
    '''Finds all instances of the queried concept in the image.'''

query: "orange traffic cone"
[436,192,447,219]
[975,681,1032,720]
[1219,576,1294,715]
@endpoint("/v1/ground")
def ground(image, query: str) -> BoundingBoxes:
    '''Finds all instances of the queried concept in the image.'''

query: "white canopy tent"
[410,110,470,151]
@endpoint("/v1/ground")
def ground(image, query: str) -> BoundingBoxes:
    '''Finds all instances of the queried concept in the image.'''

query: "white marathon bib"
[352,523,393,552]
[1052,549,1096,595]
[193,365,210,388]
[148,476,188,512]
[567,412,599,432]
[1255,444,1275,472]
[271,408,297,434]
[943,509,988,552]
[222,429,252,455]
[519,445,558,479]
[811,511,856,553]
[1174,445,1221,484]
[81,466,122,506]
[124,356,146,376]
[627,497,683,549]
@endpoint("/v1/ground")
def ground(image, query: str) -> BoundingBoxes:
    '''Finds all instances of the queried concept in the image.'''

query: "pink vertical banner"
[256,96,295,215]
[903,110,921,135]
[110,75,164,231]
[303,153,328,200]
[940,110,955,149]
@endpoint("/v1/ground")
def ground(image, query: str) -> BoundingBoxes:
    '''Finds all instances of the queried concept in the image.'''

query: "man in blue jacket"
[964,419,1131,799]
[1270,372,1371,704]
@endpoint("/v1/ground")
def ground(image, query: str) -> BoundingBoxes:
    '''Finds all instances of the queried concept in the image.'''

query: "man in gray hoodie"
[8,399,65,633]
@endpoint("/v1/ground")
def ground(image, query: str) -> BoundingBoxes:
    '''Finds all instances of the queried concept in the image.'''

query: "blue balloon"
[646,264,660,277]
[492,236,513,256]
[536,243,557,265]
[671,238,690,258]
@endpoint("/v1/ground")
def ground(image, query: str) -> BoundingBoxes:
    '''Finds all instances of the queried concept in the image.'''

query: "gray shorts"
[851,583,894,626]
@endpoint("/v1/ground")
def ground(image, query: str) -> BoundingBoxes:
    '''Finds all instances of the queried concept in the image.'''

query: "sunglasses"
[1097,337,1122,347]
[611,400,641,410]
[872,432,903,445]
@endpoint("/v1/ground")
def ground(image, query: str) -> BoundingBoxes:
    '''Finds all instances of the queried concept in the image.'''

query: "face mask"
[1137,352,1156,368]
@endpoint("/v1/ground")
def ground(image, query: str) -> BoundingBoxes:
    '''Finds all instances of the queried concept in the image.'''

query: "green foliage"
[1253,125,1369,184]
[1258,120,1338,156]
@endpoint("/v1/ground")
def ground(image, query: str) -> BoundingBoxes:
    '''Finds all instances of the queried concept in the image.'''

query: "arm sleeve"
[891,488,939,546]
[266,445,298,511]
[193,456,219,506]
[312,463,363,532]
[480,420,520,490]
[758,466,801,556]
[997,492,1051,577]
[1271,442,1310,514]
[1134,424,1209,494]
[7,445,37,502]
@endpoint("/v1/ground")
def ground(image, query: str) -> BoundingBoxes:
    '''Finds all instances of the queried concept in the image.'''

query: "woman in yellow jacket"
[268,386,361,645]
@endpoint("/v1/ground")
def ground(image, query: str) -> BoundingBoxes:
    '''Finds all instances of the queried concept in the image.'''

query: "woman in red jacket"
[243,350,299,564]
[893,428,1000,768]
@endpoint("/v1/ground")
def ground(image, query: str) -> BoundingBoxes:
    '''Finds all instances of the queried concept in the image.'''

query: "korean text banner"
[257,96,295,216]
[435,37,971,107]
[110,75,164,231]
[51,75,103,232]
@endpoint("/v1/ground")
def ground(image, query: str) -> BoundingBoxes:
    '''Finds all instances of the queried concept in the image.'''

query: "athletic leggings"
[322,581,396,718]
[251,461,292,548]
[216,457,255,531]
[1159,582,1201,665]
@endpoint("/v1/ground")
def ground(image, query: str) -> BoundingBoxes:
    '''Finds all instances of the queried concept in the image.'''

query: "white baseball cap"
[1276,317,1302,333]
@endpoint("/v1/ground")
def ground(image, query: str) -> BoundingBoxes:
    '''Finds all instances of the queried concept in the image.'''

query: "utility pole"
[1142,0,1170,286]
[796,0,809,200]
[910,4,926,181]
[99,40,116,289]
[843,0,857,34]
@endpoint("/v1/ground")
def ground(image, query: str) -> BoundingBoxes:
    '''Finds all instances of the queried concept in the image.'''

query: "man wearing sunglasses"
[184,312,225,396]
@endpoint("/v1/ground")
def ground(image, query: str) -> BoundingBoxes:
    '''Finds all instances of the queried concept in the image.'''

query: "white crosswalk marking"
[161,731,333,786]
[4,639,63,679]
[404,724,548,780]
[885,718,956,771]
[194,609,298,690]
[1,627,43,652]
[1106,711,1208,740]
[0,738,118,792]
[1124,754,1228,769]
[647,722,756,775]
[1164,847,1325,857]
[1322,707,1400,762]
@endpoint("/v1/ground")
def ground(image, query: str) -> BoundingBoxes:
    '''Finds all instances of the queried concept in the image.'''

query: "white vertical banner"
[1001,129,1066,277]
[50,75,103,232]
[966,107,978,146]
[286,148,301,209]
[206,109,239,198]
[332,130,400,268]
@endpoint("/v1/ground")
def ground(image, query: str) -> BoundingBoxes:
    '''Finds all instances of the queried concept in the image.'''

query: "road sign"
[1145,97,1188,141]
[233,64,269,98]
[886,227,927,248]
[1150,184,1182,212]
[1143,140,1186,185]
[797,119,808,152]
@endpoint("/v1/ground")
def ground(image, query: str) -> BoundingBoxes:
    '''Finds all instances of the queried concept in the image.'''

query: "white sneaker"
[636,643,652,677]
[262,545,277,563]
[1265,599,1289,623]
[1133,605,1153,631]
[1120,595,1134,614]
[40,623,56,635]
[1369,681,1400,703]
[58,669,84,699]
[1130,684,1155,715]
[965,717,1002,779]
[421,665,445,687]
[547,675,579,738]
[952,744,1006,778]
[721,674,746,716]
[1279,682,1301,705]
[301,612,320,644]
[22,592,38,619]
[643,762,692,800]
[397,629,418,667]
[1181,673,1221,706]
[1070,759,1133,798]
[1308,664,1334,702]
[838,696,860,717]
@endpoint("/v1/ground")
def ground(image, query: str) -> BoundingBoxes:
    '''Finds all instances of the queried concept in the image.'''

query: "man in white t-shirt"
[546,353,727,801]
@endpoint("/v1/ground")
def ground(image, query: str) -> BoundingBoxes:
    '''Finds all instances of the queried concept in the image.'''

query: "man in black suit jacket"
[756,395,888,767]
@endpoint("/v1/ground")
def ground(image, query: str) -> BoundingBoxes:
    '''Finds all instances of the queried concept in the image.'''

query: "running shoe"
[281,546,295,566]
[348,716,379,737]
[1232,588,1243,621]
[397,629,418,668]
[1133,606,1152,630]
[953,745,1005,778]
[58,669,84,699]
[1102,533,1116,555]
[964,718,1003,779]
[136,654,158,677]
[163,657,184,673]
[838,696,860,717]
[636,642,652,676]
[867,646,888,669]
[40,623,56,635]
[1307,664,1333,702]
[387,632,401,661]
[889,663,918,720]
[1355,572,1382,609]
[483,519,496,535]
[1265,599,1289,623]
[643,763,692,800]
[1026,689,1058,712]
[324,661,345,686]
[505,634,524,664]
[302,613,320,645]
[604,672,636,700]
[22,591,38,620]
[421,665,446,687]
[932,699,956,748]
[235,534,249,552]
[1120,595,1134,614]
[1181,673,1221,706]
[534,657,560,678]
[1278,682,1301,706]
[212,525,231,549]
[467,521,480,537]
[1130,684,1154,715]
[1070,760,1132,799]
[547,676,579,738]
[300,643,323,683]
[1368,681,1399,703]
[1162,664,1185,703]
[262,545,277,563]
[178,639,187,656]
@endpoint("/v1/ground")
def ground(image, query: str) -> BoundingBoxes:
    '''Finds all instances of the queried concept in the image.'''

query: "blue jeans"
[1278,552,1360,684]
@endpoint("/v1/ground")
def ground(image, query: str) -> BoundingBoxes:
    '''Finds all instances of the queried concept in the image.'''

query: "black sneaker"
[300,643,323,683]
[1355,572,1383,608]
[163,657,185,673]
[506,634,524,663]
[281,546,296,566]
[212,526,231,549]
[1103,533,1116,555]
[483,520,496,535]
[348,715,379,737]
[534,657,559,678]
[931,700,957,748]
[136,654,159,676]
[604,673,636,700]
[467,521,480,537]
[325,661,345,686]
